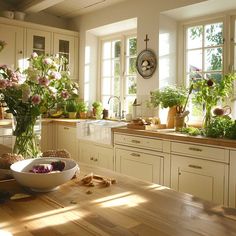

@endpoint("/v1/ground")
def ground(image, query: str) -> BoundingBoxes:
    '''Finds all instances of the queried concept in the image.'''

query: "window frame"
[98,30,137,116]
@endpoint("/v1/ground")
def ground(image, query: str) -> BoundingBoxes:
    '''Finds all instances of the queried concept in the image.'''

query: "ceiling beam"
[19,0,65,13]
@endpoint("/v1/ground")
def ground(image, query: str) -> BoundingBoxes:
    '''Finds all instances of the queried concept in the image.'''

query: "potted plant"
[66,99,78,119]
[150,86,187,128]
[77,100,88,119]
[92,101,103,119]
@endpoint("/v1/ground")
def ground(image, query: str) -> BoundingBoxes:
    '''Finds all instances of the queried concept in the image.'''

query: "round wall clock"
[136,49,157,79]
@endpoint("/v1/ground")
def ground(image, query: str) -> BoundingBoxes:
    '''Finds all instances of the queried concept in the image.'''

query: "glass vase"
[12,115,41,158]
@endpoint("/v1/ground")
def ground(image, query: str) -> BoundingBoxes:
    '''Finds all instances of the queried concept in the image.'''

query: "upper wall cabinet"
[26,28,51,57]
[0,24,24,70]
[0,17,79,80]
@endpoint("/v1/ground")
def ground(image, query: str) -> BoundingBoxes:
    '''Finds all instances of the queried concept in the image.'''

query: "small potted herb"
[66,100,78,119]
[92,101,103,119]
[150,86,187,128]
[77,100,88,119]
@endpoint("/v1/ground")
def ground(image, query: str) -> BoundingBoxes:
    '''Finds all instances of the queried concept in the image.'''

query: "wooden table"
[1,163,236,236]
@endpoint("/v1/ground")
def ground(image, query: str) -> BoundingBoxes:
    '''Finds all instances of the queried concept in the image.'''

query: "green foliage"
[77,101,88,113]
[92,101,102,109]
[150,86,187,108]
[180,127,202,136]
[205,116,233,138]
[66,99,78,112]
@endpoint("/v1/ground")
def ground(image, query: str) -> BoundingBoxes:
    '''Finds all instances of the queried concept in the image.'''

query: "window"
[185,20,224,120]
[100,34,137,118]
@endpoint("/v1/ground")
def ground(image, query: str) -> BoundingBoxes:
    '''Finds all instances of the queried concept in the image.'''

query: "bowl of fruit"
[10,157,79,192]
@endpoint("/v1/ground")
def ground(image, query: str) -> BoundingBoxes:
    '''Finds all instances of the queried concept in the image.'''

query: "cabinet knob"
[94,158,98,162]
[188,147,202,152]
[188,164,202,169]
[64,127,69,130]
[19,50,23,54]
[90,157,93,161]
[130,153,140,157]
[131,140,141,144]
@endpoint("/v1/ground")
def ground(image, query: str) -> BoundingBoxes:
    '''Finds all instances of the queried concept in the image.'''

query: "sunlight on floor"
[1,205,89,234]
[93,191,147,208]
[0,230,12,236]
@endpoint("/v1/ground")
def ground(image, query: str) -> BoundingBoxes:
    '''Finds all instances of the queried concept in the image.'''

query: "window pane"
[84,65,90,83]
[113,77,120,96]
[112,40,121,58]
[102,60,111,76]
[84,83,89,102]
[126,76,137,95]
[204,22,223,47]
[102,77,111,95]
[127,37,137,56]
[124,96,136,114]
[204,48,222,71]
[102,96,110,110]
[127,57,137,74]
[187,26,203,49]
[112,60,120,77]
[103,42,111,59]
[204,73,222,83]
[187,50,202,72]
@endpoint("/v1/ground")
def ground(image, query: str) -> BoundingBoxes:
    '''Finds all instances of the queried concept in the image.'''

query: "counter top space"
[113,127,236,149]
[1,162,236,236]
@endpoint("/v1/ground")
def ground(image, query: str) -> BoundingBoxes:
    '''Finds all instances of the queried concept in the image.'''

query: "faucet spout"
[108,96,121,120]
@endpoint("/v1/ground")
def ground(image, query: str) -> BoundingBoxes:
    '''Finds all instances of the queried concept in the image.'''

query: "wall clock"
[136,34,157,79]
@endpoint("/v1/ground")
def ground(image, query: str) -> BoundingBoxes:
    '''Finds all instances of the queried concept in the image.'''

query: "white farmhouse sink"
[77,120,127,145]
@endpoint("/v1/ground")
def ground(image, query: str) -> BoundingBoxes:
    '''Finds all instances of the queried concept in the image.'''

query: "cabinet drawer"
[171,142,229,163]
[114,133,163,151]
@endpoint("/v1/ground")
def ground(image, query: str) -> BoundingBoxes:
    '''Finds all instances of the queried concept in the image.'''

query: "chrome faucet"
[108,96,121,120]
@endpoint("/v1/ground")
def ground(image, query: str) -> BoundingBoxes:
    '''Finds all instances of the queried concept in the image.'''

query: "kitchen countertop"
[113,127,236,149]
[1,162,236,236]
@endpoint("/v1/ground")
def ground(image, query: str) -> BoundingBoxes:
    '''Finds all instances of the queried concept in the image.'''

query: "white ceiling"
[163,0,236,21]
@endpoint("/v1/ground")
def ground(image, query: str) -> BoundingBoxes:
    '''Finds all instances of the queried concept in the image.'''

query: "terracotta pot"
[79,112,87,119]
[166,106,177,129]
[68,112,77,119]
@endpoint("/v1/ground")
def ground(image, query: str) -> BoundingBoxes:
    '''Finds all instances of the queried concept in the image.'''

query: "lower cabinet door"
[171,154,228,205]
[115,147,163,184]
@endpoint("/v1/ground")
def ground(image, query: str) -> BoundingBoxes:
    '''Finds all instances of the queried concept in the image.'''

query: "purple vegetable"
[30,164,53,173]
[51,161,65,171]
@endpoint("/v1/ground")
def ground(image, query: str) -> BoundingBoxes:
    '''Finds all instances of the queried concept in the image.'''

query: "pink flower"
[61,90,69,100]
[43,58,53,65]
[31,94,41,105]
[0,79,7,89]
[38,77,49,86]
[31,52,38,58]
[51,71,61,80]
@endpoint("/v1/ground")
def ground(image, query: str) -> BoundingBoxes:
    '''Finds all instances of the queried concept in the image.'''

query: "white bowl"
[10,157,79,192]
[2,11,14,19]
[14,11,26,21]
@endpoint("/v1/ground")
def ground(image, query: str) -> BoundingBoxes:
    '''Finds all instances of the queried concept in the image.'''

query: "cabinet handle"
[130,153,140,157]
[64,127,69,130]
[94,158,98,162]
[131,140,140,144]
[188,164,202,169]
[90,157,93,161]
[189,147,202,152]
[19,50,23,54]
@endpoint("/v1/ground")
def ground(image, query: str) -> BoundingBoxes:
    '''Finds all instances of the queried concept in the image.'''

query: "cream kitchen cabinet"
[171,142,229,205]
[55,124,77,160]
[41,121,53,152]
[114,133,167,184]
[229,150,236,208]
[78,140,114,170]
[115,146,164,184]
[0,23,24,70]
[26,28,51,58]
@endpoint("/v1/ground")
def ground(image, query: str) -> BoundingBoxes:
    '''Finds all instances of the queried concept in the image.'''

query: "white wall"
[69,0,205,104]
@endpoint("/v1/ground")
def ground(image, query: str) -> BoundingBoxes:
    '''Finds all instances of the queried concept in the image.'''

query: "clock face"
[136,49,157,79]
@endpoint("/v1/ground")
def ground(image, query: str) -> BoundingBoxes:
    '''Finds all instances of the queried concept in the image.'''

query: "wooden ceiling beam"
[19,0,65,13]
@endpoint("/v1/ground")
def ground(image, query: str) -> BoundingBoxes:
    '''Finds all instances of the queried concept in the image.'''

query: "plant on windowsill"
[66,99,78,119]
[92,101,103,119]
[150,86,187,128]
[192,73,236,128]
[77,100,88,119]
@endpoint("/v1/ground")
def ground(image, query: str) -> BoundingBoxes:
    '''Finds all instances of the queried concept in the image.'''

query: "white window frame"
[98,30,137,116]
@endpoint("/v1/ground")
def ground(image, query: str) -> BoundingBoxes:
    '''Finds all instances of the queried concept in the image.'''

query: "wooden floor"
[0,163,236,235]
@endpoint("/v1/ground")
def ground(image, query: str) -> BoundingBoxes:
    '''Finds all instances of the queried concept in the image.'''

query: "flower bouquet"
[0,48,79,158]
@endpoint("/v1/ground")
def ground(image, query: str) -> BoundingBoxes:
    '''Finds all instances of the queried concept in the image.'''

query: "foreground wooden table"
[1,163,236,236]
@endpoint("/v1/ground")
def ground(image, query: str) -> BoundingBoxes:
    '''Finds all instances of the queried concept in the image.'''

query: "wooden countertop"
[1,162,236,236]
[113,127,236,149]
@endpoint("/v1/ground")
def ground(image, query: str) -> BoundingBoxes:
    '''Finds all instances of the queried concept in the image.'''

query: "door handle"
[131,140,140,144]
[130,153,140,157]
[188,164,202,169]
[189,147,202,152]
